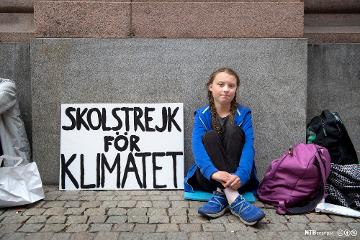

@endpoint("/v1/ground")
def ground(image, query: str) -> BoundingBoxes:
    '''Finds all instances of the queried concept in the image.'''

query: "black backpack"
[306,110,359,165]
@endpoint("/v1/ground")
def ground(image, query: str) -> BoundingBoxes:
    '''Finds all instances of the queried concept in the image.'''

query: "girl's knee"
[202,130,221,144]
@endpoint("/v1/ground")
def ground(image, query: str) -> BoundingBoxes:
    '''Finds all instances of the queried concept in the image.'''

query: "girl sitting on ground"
[184,67,265,225]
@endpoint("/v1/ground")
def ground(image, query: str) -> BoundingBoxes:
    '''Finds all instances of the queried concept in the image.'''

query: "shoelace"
[231,196,250,212]
[208,194,226,208]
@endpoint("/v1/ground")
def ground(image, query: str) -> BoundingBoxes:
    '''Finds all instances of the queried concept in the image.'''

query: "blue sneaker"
[198,191,229,218]
[229,195,265,225]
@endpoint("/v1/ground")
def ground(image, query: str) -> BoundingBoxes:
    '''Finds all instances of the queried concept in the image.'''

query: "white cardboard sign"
[60,103,184,190]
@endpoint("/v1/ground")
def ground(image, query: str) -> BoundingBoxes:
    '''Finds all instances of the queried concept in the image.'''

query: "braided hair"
[207,68,240,134]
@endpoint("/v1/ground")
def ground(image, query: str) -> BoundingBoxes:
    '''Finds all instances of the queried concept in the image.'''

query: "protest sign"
[60,103,184,190]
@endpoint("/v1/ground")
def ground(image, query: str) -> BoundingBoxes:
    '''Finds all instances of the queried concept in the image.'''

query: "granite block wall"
[31,38,307,184]
[308,44,360,157]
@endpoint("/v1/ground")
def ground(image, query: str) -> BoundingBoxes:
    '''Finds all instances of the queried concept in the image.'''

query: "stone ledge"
[132,2,304,38]
[34,1,131,38]
[0,13,35,42]
[34,1,303,38]
[304,0,360,13]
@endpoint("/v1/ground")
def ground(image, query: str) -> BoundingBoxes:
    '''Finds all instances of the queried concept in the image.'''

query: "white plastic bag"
[315,199,360,218]
[0,155,45,207]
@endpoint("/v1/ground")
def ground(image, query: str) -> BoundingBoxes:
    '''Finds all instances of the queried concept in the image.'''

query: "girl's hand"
[224,174,241,190]
[211,171,231,187]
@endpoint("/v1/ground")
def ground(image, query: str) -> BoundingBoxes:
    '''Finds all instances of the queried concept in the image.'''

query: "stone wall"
[31,38,307,184]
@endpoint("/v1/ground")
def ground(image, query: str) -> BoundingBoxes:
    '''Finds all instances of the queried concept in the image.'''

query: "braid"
[229,96,238,125]
[208,91,221,134]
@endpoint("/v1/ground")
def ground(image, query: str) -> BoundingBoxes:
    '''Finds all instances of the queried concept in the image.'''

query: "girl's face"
[208,72,237,107]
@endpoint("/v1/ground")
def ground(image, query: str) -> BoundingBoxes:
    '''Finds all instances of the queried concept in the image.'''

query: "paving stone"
[256,231,282,240]
[179,224,202,232]
[133,223,157,232]
[96,191,115,196]
[259,223,289,231]
[45,193,61,201]
[23,208,46,216]
[127,208,148,216]
[171,215,188,224]
[79,196,97,201]
[64,208,85,215]
[149,195,168,201]
[212,232,236,240]
[187,208,198,216]
[67,216,88,224]
[112,223,135,232]
[330,215,358,223]
[41,224,67,232]
[88,215,108,223]
[94,232,119,240]
[57,195,80,201]
[84,208,106,216]
[108,208,127,216]
[286,223,308,231]
[209,215,229,223]
[17,223,44,232]
[278,231,304,240]
[128,215,148,224]
[171,201,189,208]
[43,207,67,215]
[130,191,147,196]
[43,201,66,208]
[149,215,169,224]
[106,215,127,224]
[51,232,72,240]
[69,232,96,240]
[113,195,131,201]
[156,223,179,232]
[152,201,171,208]
[101,201,118,208]
[88,223,113,232]
[263,208,288,223]
[169,208,187,216]
[224,222,247,232]
[47,216,67,224]
[147,208,167,216]
[0,223,22,233]
[308,223,334,231]
[235,231,257,239]
[65,224,89,232]
[96,195,115,201]
[169,195,184,201]
[347,222,360,230]
[27,215,48,223]
[136,201,152,208]
[118,201,136,208]
[188,215,210,224]
[306,213,333,223]
[64,201,81,208]
[0,233,26,240]
[132,196,151,201]
[82,201,101,208]
[79,191,96,196]
[189,201,203,208]
[202,223,225,232]
[140,233,166,240]
[285,215,309,223]
[119,232,143,240]
[1,215,29,224]
[23,232,54,240]
[167,232,189,240]
[189,232,213,240]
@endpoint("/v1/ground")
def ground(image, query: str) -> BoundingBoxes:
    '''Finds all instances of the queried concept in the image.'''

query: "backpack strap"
[279,146,328,214]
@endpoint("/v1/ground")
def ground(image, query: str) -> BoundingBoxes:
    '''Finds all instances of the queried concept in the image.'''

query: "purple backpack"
[257,143,331,214]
